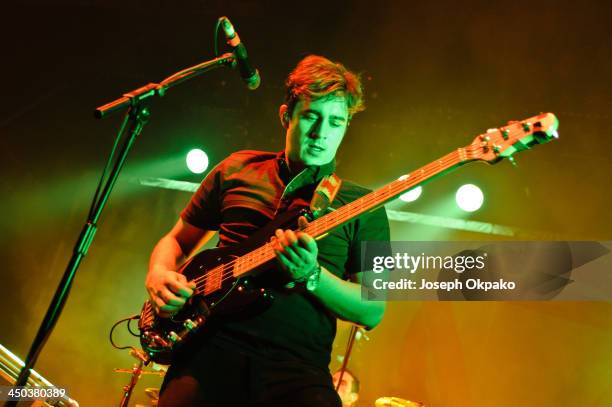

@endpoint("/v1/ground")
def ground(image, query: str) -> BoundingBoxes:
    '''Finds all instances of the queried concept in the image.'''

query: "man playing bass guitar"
[146,55,390,406]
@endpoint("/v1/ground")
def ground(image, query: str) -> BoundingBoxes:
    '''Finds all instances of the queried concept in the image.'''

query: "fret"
[204,266,223,295]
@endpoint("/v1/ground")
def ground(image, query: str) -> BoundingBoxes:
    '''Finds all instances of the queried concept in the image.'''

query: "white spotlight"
[186,149,209,174]
[400,186,423,203]
[455,184,484,212]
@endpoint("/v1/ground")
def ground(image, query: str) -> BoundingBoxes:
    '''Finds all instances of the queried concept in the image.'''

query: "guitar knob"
[183,319,198,331]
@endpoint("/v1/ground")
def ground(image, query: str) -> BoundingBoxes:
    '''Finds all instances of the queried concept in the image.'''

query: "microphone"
[220,17,261,90]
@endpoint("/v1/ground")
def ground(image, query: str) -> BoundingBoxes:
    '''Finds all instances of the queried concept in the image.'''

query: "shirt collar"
[276,151,336,192]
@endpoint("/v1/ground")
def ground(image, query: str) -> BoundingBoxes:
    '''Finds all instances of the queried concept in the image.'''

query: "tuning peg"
[508,156,517,167]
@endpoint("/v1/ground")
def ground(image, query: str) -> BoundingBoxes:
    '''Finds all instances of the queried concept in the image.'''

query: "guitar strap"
[309,174,342,219]
[276,156,341,218]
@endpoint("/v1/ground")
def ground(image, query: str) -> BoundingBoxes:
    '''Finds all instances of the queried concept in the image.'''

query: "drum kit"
[113,350,425,407]
[114,348,165,407]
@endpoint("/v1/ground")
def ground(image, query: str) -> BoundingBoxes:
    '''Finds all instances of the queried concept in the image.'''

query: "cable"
[127,316,140,337]
[109,314,140,350]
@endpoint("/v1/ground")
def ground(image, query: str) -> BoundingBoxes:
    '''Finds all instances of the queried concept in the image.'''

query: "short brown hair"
[284,55,365,118]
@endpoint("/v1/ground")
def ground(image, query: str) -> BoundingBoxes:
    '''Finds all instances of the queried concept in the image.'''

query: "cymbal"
[113,368,166,376]
[145,387,160,400]
[375,397,425,407]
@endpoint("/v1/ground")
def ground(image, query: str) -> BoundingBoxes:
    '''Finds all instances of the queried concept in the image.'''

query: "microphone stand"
[7,53,236,402]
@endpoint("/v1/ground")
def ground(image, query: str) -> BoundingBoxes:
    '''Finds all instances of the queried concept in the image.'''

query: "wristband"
[305,263,322,292]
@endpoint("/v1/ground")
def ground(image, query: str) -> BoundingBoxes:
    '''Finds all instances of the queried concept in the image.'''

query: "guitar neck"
[229,147,470,279]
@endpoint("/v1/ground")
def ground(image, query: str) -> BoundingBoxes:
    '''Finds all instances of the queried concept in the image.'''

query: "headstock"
[465,113,559,164]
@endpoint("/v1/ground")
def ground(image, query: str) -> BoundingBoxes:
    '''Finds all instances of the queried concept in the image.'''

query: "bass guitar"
[138,112,559,364]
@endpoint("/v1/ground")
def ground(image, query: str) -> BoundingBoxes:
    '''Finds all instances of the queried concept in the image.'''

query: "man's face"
[284,95,349,169]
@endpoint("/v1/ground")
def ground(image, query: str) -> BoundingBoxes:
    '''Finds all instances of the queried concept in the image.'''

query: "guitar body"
[139,208,307,364]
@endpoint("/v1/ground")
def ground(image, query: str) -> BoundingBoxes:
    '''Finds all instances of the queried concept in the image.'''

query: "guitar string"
[198,119,553,292]
[145,117,552,327]
[188,145,485,294]
[189,145,486,294]
[145,114,550,329]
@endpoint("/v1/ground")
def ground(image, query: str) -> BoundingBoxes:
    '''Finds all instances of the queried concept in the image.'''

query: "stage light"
[455,184,483,212]
[186,149,209,174]
[399,186,423,202]
[397,175,423,203]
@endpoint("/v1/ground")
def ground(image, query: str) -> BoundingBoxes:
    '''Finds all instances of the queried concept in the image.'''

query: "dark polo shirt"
[180,150,389,369]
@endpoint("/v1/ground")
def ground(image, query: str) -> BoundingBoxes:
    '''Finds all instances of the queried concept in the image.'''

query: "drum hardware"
[375,396,425,407]
[115,348,166,407]
[0,343,78,406]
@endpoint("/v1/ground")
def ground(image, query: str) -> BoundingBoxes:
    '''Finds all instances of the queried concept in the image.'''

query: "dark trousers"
[158,340,342,407]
